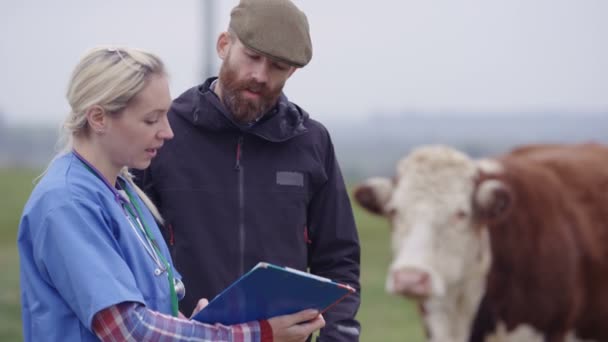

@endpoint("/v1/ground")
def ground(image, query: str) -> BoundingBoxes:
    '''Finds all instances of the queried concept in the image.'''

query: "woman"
[17,46,324,342]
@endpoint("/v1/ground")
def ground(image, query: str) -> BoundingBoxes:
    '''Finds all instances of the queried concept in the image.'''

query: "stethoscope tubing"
[71,150,184,314]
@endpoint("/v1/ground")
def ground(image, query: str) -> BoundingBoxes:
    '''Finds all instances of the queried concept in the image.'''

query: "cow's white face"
[355,145,500,340]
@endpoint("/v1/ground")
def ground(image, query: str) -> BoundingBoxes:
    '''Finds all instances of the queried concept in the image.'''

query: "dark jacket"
[134,78,361,341]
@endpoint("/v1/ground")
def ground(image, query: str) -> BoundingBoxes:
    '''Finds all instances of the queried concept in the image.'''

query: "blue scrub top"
[18,153,182,342]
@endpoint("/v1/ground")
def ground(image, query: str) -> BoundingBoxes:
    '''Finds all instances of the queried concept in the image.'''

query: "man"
[134,0,361,340]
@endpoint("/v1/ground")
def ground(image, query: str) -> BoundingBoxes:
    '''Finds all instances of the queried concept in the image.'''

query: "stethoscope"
[72,150,185,317]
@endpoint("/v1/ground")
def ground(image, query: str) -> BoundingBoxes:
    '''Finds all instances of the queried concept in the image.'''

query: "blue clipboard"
[191,262,356,325]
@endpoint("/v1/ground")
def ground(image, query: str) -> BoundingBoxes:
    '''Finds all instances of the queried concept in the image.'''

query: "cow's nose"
[392,267,431,299]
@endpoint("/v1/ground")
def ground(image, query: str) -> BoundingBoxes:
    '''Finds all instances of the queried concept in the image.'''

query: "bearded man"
[133,1,361,341]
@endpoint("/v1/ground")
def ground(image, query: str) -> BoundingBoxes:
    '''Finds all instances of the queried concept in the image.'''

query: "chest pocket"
[243,170,310,267]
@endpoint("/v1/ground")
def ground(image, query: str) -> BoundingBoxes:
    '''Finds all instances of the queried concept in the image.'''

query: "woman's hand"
[268,309,325,342]
[190,298,209,318]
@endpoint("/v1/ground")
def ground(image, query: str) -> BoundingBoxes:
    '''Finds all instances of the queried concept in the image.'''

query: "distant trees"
[0,110,6,149]
[0,119,57,168]
[331,113,608,182]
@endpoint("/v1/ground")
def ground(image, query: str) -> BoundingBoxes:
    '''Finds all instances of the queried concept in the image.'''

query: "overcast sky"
[1,0,607,126]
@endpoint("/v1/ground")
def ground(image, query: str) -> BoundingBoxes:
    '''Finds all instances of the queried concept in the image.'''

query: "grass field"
[0,168,424,341]
[0,168,38,342]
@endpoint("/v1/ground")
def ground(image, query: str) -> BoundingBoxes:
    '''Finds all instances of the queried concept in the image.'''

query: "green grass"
[0,169,38,243]
[0,168,38,342]
[0,245,21,342]
[354,200,425,341]
[0,168,424,341]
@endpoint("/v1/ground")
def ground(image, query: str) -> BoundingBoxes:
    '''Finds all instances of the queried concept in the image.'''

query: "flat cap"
[229,0,313,67]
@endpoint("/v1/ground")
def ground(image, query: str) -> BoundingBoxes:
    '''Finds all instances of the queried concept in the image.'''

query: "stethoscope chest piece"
[174,278,186,300]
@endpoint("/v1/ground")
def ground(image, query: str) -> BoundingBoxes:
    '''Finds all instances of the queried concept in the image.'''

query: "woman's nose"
[158,116,174,140]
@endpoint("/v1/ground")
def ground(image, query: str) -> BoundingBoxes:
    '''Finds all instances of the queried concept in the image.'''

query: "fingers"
[280,313,325,339]
[268,311,325,341]
[190,298,209,318]
[296,314,325,332]
[281,309,320,325]
[197,298,209,308]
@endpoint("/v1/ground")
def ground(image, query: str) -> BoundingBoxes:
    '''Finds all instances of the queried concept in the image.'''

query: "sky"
[1,0,607,126]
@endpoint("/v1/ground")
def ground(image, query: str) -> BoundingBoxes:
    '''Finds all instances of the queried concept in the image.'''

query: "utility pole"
[201,0,218,81]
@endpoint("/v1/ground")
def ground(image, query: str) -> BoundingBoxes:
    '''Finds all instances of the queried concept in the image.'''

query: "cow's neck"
[423,228,492,342]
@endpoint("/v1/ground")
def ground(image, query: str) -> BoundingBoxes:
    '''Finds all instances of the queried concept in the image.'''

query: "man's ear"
[86,105,107,134]
[217,32,231,60]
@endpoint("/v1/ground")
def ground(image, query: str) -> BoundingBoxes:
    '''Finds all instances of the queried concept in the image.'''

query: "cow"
[354,143,608,342]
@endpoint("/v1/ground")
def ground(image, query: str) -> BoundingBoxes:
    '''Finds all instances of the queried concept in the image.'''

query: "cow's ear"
[473,178,512,222]
[354,177,393,215]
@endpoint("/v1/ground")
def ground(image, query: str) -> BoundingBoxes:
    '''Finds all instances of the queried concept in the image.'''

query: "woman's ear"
[86,105,107,134]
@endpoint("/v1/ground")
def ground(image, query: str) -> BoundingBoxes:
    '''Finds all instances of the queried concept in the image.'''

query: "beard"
[218,59,284,124]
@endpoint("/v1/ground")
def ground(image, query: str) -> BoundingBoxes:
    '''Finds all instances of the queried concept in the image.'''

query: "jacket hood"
[172,77,309,142]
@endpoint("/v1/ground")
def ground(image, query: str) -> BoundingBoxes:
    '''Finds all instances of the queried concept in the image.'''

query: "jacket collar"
[173,77,308,142]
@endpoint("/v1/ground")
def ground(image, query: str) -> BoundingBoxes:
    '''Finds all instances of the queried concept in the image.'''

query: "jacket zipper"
[235,136,245,275]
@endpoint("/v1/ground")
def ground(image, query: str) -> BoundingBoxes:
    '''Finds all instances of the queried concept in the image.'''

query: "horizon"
[2,109,607,128]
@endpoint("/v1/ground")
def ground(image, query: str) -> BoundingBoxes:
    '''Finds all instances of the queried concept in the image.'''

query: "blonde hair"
[57,46,166,223]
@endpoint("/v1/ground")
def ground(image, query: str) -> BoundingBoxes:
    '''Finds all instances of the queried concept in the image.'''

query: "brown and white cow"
[355,144,608,342]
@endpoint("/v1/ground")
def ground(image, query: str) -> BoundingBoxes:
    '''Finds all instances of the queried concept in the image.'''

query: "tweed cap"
[229,0,313,67]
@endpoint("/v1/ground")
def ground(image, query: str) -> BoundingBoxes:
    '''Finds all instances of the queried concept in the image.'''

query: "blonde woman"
[17,47,324,342]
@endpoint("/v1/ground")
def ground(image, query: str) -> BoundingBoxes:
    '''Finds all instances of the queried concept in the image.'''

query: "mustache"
[238,80,268,94]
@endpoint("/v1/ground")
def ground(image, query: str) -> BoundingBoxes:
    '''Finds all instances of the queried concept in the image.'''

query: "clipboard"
[191,262,356,325]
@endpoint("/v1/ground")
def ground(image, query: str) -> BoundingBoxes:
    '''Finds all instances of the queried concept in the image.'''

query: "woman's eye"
[145,119,158,125]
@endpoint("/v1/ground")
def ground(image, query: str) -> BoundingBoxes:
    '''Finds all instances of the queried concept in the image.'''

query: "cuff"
[259,320,273,342]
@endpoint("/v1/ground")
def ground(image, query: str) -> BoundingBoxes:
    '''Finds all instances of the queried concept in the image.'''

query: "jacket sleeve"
[307,133,361,342]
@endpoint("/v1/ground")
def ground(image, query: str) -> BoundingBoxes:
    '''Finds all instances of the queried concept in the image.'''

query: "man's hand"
[268,309,325,342]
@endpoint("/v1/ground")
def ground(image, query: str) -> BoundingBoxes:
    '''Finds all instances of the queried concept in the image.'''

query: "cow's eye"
[386,207,398,218]
[454,210,468,220]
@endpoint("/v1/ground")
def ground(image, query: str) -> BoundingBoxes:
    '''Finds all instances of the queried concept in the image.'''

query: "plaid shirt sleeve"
[92,302,273,342]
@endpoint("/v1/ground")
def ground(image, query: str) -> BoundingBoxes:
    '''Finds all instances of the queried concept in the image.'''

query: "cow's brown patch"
[354,185,384,215]
[475,143,608,340]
